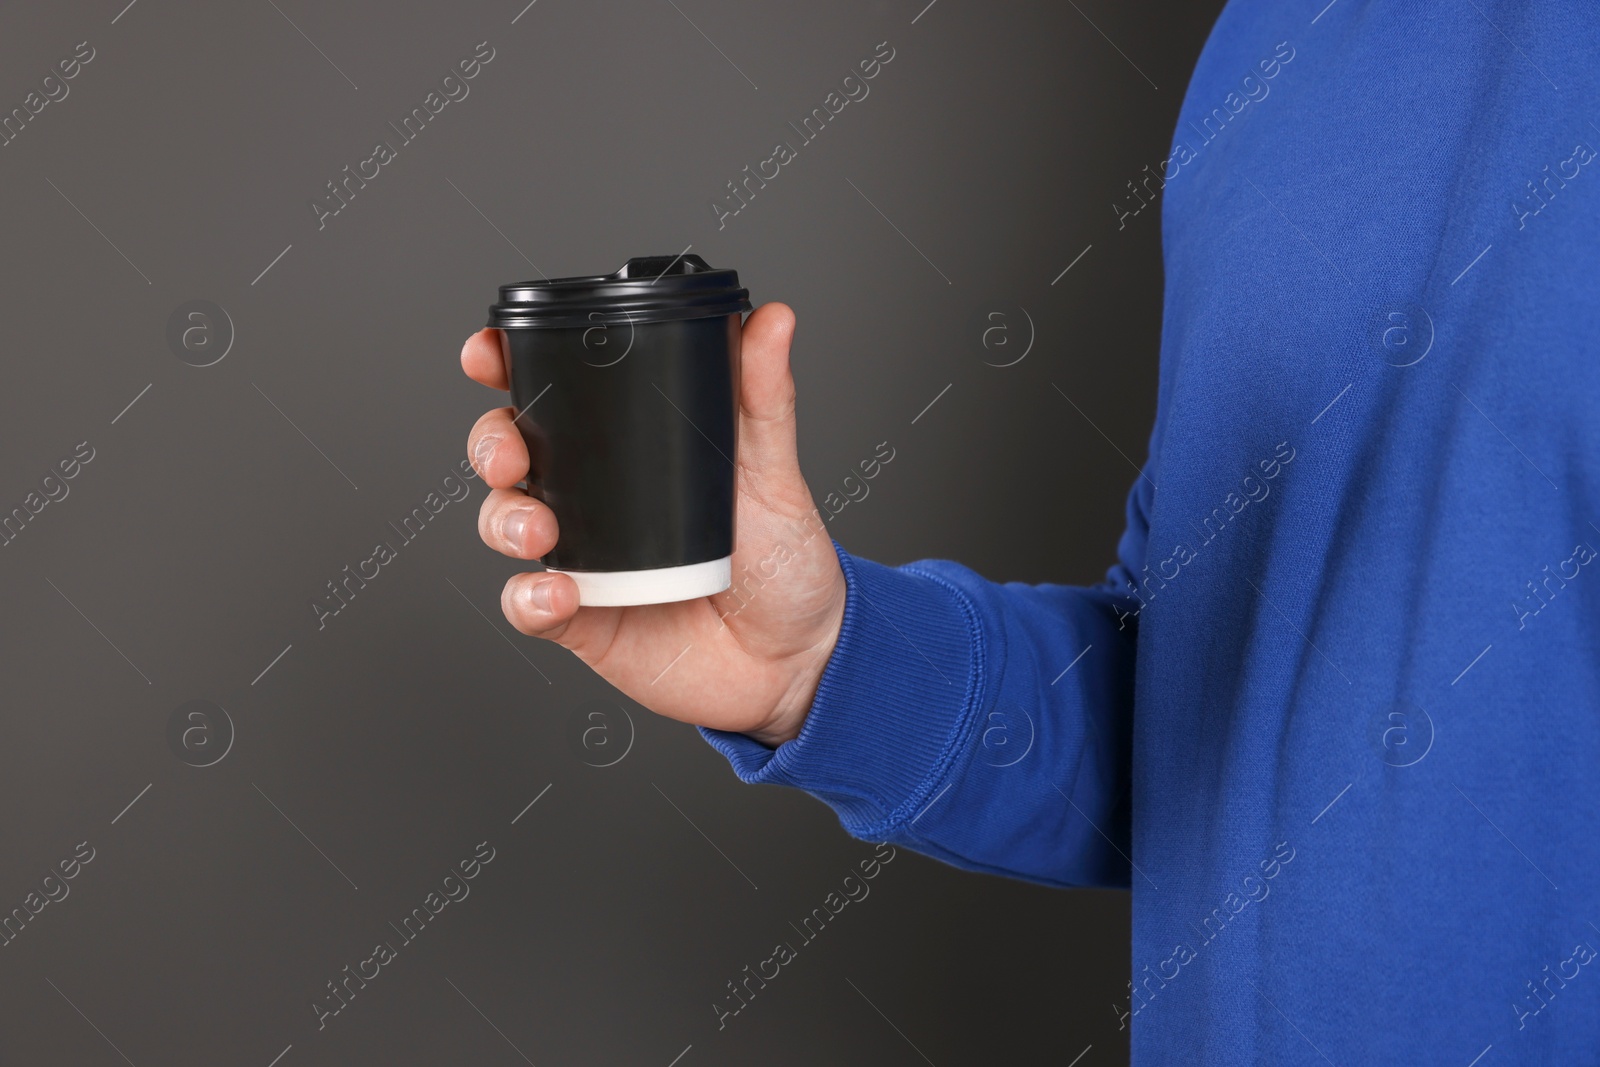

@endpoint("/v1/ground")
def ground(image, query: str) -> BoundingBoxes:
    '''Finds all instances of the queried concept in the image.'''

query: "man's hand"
[462,303,846,747]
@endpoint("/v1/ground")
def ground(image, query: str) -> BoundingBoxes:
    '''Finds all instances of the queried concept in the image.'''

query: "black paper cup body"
[488,255,750,606]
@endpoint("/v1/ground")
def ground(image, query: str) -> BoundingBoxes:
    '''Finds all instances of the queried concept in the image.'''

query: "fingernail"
[525,579,553,614]
[503,508,533,551]
[473,434,500,472]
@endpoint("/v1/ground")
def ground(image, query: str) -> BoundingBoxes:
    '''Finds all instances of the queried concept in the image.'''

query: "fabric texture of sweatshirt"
[702,1,1600,1062]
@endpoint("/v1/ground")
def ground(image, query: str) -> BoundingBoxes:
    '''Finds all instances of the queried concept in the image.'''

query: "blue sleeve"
[699,472,1152,890]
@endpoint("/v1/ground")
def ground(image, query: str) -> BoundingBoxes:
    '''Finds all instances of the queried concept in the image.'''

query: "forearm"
[701,541,1138,889]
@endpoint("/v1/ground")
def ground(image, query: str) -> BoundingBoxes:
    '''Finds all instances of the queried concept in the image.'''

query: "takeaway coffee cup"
[486,254,751,607]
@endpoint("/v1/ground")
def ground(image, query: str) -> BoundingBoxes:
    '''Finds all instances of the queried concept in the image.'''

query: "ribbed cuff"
[698,541,985,840]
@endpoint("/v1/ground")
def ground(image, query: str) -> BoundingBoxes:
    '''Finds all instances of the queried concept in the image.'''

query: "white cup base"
[547,556,732,607]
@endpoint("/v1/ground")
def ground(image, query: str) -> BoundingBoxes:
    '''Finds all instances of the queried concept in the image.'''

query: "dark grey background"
[0,1,1223,1063]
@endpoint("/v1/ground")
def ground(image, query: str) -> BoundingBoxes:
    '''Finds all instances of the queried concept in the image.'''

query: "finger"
[501,571,585,643]
[737,302,801,480]
[467,407,530,489]
[478,488,559,560]
[461,328,510,391]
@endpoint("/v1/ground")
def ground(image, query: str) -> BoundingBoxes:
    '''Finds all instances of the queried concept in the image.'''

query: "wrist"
[745,596,845,748]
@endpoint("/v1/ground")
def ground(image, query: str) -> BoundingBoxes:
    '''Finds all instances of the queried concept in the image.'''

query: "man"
[462,1,1600,1060]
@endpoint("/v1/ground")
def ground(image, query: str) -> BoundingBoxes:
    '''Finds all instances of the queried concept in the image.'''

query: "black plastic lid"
[487,254,751,329]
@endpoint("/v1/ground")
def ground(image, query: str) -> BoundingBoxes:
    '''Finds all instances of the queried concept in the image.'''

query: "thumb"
[736,302,803,482]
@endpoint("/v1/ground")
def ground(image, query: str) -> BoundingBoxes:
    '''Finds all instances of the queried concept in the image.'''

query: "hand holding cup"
[463,271,844,746]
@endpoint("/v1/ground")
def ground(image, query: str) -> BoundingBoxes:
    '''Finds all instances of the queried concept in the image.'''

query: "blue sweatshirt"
[704,1,1600,1062]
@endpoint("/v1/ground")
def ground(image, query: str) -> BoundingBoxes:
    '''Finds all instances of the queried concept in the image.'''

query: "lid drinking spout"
[616,253,713,279]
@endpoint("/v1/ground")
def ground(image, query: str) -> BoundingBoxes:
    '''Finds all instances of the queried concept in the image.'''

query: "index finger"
[461,328,509,391]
